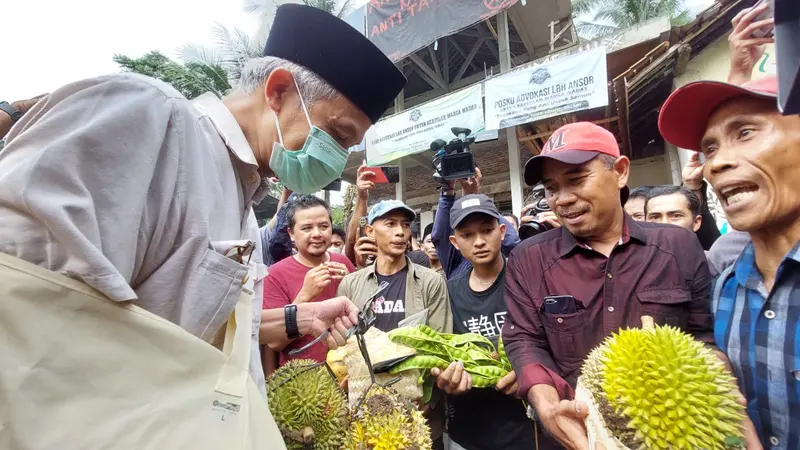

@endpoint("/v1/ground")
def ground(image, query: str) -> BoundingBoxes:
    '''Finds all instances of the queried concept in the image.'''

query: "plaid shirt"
[712,242,800,450]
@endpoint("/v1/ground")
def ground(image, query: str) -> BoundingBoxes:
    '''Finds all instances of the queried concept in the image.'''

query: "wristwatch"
[284,304,302,339]
[0,101,23,122]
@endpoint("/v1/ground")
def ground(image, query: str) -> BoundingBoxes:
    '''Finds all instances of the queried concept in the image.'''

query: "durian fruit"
[266,359,350,450]
[346,385,432,450]
[578,317,745,450]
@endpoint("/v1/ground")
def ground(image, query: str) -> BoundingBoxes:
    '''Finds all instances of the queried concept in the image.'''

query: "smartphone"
[358,216,369,238]
[543,295,578,315]
[365,166,400,184]
[750,0,775,38]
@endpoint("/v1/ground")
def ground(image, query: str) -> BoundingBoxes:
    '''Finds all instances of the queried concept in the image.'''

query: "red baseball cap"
[524,122,621,186]
[658,75,778,151]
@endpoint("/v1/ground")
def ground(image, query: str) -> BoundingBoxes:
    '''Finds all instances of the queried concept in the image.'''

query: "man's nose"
[706,145,739,178]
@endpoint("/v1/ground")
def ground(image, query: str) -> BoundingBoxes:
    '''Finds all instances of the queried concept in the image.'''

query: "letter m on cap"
[542,130,568,155]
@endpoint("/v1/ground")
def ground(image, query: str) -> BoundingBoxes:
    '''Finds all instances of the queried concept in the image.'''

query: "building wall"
[627,155,671,188]
[671,33,776,167]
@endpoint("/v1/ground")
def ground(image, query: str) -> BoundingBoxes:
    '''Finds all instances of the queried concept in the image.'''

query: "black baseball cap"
[450,194,503,229]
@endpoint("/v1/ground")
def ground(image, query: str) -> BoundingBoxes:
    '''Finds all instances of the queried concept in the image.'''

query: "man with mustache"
[659,74,800,450]
[502,122,718,449]
[337,199,451,449]
[262,195,355,367]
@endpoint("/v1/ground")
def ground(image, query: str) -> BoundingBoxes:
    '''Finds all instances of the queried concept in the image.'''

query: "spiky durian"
[266,359,349,449]
[598,323,745,449]
[346,386,432,450]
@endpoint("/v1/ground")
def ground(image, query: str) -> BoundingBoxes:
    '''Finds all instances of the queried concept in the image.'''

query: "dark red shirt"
[502,214,713,401]
[262,252,355,366]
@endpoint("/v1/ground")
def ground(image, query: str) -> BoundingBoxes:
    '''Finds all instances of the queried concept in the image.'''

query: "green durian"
[266,359,349,449]
[346,385,432,450]
[586,321,745,450]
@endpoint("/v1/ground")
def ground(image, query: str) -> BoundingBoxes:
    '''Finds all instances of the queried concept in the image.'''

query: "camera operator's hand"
[458,167,482,195]
[521,204,561,229]
[356,165,376,200]
[354,236,378,268]
[728,1,774,86]
[682,151,704,192]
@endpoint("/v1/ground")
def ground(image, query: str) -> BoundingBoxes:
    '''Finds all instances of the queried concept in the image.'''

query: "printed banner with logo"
[366,84,484,165]
[484,47,608,130]
[366,0,519,62]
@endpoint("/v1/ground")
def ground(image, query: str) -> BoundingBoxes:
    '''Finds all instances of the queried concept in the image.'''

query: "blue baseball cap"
[368,200,416,225]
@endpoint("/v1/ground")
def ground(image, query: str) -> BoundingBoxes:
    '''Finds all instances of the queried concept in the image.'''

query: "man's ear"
[365,224,375,239]
[264,67,296,114]
[692,215,703,233]
[614,156,631,190]
[499,222,507,236]
[448,235,460,252]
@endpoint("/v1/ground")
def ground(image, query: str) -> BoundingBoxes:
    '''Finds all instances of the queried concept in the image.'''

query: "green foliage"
[573,0,692,39]
[301,0,354,18]
[113,51,230,100]
[177,23,266,83]
[331,205,347,228]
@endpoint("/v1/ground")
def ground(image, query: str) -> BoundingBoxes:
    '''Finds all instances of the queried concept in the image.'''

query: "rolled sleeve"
[502,247,572,400]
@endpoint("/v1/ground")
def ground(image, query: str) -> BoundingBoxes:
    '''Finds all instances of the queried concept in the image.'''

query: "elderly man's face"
[259,68,371,172]
[541,156,629,239]
[701,97,800,232]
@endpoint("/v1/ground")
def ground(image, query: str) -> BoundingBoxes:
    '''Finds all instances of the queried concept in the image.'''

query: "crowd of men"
[0,1,797,449]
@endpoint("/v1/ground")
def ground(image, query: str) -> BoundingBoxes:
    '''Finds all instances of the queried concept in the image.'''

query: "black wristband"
[0,101,22,122]
[284,304,301,339]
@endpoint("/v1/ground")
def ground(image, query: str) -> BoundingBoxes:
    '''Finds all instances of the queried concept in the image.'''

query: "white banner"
[366,84,484,165]
[484,47,608,130]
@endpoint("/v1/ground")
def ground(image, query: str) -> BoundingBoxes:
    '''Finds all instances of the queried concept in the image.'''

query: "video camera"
[518,184,553,240]
[430,127,477,182]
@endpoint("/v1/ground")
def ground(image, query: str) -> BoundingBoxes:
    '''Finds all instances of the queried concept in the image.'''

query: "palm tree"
[573,0,692,39]
[177,23,266,85]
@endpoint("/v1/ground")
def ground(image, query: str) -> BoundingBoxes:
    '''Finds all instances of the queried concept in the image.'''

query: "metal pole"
[498,11,525,218]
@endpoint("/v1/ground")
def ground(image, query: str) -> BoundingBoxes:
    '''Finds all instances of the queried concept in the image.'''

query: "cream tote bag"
[0,251,285,450]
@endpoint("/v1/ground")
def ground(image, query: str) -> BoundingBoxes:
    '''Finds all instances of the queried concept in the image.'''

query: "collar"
[192,93,270,204]
[734,240,800,291]
[367,255,419,280]
[558,212,646,258]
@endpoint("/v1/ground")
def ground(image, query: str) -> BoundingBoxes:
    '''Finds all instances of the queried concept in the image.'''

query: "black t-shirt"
[446,264,536,450]
[373,266,408,332]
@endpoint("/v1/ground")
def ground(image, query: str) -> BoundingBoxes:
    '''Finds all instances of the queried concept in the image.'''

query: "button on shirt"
[503,215,714,400]
[0,74,270,393]
[712,242,800,450]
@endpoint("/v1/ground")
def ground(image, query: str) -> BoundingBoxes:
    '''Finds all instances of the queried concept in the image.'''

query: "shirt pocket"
[540,309,588,366]
[184,242,249,342]
[636,288,691,330]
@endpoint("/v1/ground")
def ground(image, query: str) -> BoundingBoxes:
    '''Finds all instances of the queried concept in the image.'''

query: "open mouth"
[718,183,759,206]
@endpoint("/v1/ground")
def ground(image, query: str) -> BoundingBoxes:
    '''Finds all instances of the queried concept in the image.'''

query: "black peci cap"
[264,4,407,124]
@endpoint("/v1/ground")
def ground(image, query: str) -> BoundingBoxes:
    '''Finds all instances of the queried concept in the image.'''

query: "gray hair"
[237,56,341,105]
[597,154,617,169]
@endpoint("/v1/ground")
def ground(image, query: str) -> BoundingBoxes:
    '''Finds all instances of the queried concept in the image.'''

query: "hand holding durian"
[575,316,750,450]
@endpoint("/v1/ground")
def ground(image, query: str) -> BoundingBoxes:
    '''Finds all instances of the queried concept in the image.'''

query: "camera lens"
[518,221,553,240]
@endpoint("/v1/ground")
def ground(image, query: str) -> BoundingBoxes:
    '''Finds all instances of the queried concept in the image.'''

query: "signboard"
[366,0,519,62]
[484,47,609,130]
[366,84,484,165]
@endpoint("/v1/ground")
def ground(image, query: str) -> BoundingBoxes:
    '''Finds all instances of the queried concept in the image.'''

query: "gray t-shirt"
[706,230,751,277]
[373,266,408,332]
